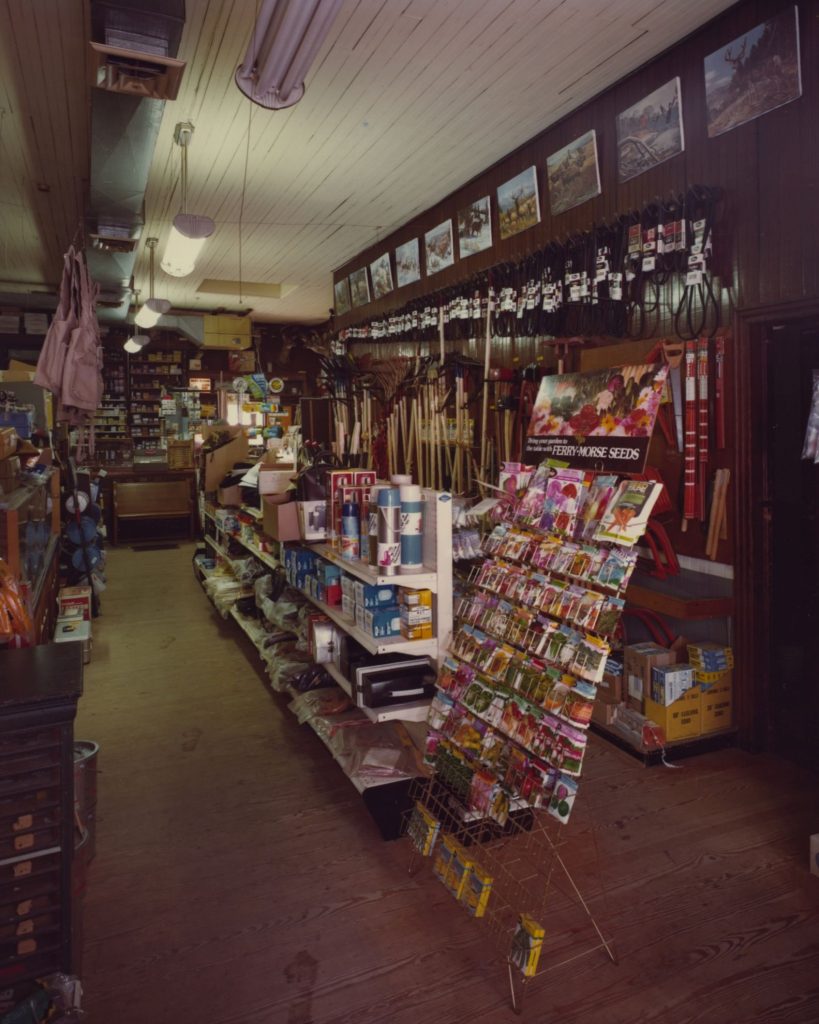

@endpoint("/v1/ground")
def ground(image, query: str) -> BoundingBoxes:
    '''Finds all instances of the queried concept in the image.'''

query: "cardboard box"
[297,499,328,541]
[624,642,676,713]
[262,497,300,542]
[694,668,733,691]
[217,484,243,506]
[53,618,92,664]
[341,594,356,620]
[352,581,397,608]
[0,427,17,461]
[598,669,624,703]
[202,429,249,492]
[257,452,296,496]
[644,686,701,742]
[58,586,92,621]
[651,664,694,707]
[700,680,733,734]
[591,696,620,727]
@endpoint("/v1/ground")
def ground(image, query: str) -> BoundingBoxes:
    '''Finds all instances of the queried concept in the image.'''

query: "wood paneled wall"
[334,0,819,327]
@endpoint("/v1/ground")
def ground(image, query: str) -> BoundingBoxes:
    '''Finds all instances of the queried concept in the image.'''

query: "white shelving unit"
[300,489,453,722]
[311,542,438,592]
[297,589,438,658]
[322,662,431,723]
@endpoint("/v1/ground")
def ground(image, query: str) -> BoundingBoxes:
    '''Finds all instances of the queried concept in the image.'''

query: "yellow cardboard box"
[644,685,701,742]
[700,681,733,734]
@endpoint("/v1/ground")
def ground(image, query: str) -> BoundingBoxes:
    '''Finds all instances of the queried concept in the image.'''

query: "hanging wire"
[238,97,253,305]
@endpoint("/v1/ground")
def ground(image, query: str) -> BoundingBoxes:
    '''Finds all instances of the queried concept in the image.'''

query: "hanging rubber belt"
[697,335,710,522]
[682,339,698,529]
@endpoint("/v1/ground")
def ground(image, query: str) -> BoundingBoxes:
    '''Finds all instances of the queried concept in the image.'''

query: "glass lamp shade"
[134,297,172,328]
[161,213,215,277]
[123,334,150,354]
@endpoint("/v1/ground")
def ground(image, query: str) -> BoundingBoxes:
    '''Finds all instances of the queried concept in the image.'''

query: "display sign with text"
[524,364,668,473]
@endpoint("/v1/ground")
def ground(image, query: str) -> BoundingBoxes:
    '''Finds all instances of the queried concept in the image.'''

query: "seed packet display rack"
[406,470,658,1011]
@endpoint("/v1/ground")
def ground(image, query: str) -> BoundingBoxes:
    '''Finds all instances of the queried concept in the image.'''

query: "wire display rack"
[404,772,617,1014]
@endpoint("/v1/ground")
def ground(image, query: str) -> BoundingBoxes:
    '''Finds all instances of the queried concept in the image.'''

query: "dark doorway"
[763,320,819,769]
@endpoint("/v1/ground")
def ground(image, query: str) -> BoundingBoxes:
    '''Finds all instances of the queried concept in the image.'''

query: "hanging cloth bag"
[34,246,79,399]
[59,252,104,459]
[60,252,104,420]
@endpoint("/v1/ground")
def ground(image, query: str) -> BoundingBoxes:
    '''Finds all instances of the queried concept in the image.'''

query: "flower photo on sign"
[524,364,668,473]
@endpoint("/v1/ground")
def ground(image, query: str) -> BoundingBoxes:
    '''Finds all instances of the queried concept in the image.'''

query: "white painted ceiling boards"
[0,0,738,324]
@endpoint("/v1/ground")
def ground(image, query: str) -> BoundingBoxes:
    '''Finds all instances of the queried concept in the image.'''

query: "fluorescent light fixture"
[136,238,172,323]
[123,334,150,353]
[161,124,214,278]
[161,213,215,277]
[135,296,172,327]
[235,0,343,110]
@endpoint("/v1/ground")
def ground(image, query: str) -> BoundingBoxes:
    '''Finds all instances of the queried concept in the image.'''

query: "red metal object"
[696,336,710,521]
[715,333,726,449]
[682,340,698,525]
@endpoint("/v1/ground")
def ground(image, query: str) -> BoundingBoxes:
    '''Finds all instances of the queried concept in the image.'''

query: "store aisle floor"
[76,544,819,1024]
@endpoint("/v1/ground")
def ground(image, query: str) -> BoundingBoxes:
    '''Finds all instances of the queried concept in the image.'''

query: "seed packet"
[572,589,605,631]
[510,914,546,978]
[594,479,664,546]
[596,546,638,591]
[461,863,493,918]
[468,770,497,816]
[433,834,457,885]
[407,803,440,856]
[428,691,456,731]
[595,596,625,636]
[447,845,474,901]
[571,634,610,683]
[517,463,550,524]
[547,775,578,824]
[540,469,591,536]
[576,473,618,541]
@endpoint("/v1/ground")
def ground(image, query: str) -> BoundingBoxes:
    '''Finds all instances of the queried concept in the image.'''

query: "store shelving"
[298,587,438,658]
[323,659,434,723]
[310,542,438,592]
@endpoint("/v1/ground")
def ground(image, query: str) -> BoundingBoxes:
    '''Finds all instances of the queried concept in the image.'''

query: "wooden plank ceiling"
[1,0,739,324]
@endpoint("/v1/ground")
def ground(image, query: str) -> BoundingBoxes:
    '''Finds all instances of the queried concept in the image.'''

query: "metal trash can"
[73,741,99,866]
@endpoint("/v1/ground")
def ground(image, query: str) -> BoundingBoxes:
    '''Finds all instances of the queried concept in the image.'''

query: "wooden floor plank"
[76,544,819,1023]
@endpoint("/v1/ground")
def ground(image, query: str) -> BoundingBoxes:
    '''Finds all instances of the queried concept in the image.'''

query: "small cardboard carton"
[645,685,701,742]
[262,497,300,542]
[699,678,733,734]
[202,427,249,493]
[624,642,676,713]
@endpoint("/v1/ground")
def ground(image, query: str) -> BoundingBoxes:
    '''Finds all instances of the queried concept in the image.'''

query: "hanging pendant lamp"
[161,123,215,278]
[135,238,171,327]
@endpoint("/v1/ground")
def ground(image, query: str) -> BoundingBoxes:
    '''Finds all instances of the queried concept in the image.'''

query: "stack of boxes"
[689,642,734,735]
[286,547,434,644]
[623,640,735,743]
[53,585,93,664]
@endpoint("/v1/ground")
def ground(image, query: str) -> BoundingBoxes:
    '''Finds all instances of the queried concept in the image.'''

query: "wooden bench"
[112,480,194,545]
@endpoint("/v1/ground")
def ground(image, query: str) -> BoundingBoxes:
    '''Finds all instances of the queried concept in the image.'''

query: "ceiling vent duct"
[85,0,186,320]
[90,42,185,100]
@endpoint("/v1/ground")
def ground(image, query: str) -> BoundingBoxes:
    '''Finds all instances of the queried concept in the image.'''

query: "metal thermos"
[377,488,401,575]
[399,484,423,571]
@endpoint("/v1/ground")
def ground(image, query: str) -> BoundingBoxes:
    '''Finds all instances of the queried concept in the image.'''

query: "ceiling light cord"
[238,98,252,306]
